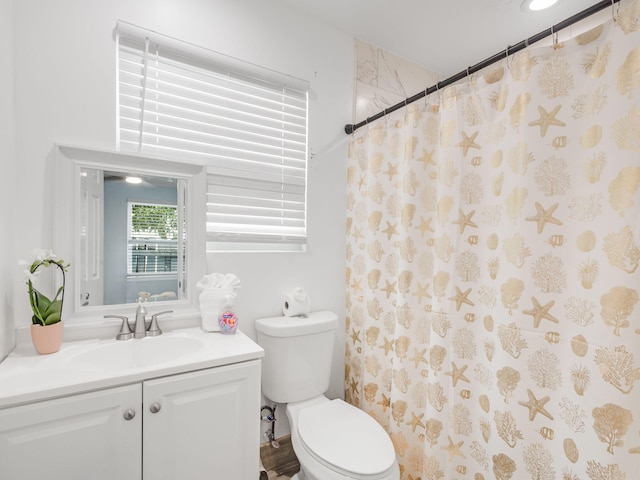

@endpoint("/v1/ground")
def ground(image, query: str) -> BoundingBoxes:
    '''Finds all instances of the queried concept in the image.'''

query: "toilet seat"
[297,399,396,479]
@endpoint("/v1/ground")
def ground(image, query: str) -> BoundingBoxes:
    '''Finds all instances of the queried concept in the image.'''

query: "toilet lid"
[297,399,396,477]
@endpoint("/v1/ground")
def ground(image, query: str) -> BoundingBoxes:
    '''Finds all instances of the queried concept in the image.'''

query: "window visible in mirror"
[127,202,179,276]
[101,171,184,306]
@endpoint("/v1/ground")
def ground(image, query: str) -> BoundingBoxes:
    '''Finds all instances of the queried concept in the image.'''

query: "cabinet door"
[0,384,141,480]
[143,360,261,480]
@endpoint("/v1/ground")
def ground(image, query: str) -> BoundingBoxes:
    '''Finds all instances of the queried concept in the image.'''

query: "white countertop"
[0,328,264,409]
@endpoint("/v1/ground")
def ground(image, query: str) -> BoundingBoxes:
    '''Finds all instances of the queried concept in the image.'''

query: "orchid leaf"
[43,299,62,318]
[30,288,48,323]
[33,288,52,315]
[43,311,61,325]
[53,285,64,302]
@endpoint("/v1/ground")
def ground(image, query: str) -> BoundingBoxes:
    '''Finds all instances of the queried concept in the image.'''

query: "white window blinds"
[116,21,309,251]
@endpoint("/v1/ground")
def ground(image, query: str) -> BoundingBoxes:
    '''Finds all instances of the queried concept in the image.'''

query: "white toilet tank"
[255,311,338,404]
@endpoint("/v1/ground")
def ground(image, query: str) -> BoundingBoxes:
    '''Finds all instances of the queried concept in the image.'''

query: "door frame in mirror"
[53,144,206,327]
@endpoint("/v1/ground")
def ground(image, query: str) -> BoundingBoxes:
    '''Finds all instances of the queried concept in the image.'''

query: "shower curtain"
[345,3,640,480]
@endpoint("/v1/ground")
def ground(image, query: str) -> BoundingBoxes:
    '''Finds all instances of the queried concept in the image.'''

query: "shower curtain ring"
[435,81,443,105]
[506,45,513,71]
[551,25,559,49]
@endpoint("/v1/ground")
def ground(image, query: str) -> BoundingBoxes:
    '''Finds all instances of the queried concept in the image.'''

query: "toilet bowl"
[254,311,399,480]
[286,396,399,480]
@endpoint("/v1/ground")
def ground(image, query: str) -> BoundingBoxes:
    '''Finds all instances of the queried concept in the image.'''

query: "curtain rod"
[344,0,621,135]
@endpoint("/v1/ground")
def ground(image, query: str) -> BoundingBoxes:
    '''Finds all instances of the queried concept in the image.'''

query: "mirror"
[82,168,184,306]
[53,144,206,323]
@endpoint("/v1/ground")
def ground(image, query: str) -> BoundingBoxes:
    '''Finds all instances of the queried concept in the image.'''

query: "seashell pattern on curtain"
[345,2,640,479]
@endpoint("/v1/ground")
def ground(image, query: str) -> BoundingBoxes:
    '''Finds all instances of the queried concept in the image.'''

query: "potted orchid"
[19,249,70,354]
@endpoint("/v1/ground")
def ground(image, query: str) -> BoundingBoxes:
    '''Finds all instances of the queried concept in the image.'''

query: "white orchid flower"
[32,248,48,262]
[24,269,40,282]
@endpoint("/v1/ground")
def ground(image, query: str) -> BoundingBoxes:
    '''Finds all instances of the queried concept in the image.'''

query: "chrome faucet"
[134,300,148,339]
[147,310,173,337]
[105,315,133,341]
[106,306,173,340]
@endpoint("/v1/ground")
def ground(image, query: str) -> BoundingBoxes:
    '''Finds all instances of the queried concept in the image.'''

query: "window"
[128,202,179,275]
[116,21,309,252]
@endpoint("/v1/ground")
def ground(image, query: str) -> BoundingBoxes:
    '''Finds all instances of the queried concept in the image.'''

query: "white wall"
[10,0,352,437]
[0,0,16,361]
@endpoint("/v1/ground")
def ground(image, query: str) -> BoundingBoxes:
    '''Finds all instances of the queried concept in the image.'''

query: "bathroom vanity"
[0,328,264,480]
[0,145,265,478]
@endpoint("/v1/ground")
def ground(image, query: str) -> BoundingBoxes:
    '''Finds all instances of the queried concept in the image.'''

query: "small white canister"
[199,288,234,332]
[196,273,241,332]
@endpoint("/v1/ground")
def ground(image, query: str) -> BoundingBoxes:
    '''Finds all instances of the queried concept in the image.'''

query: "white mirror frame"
[53,144,206,333]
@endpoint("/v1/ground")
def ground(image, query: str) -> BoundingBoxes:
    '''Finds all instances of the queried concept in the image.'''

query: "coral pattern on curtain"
[345,3,640,480]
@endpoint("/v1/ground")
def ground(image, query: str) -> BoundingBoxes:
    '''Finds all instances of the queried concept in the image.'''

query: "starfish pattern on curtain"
[346,2,640,479]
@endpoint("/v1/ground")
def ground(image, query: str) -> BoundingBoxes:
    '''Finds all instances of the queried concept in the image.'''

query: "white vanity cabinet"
[143,360,261,480]
[0,359,261,480]
[0,383,142,480]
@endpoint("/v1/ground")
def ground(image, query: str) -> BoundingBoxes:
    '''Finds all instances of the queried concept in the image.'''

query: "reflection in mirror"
[53,144,206,325]
[80,168,186,306]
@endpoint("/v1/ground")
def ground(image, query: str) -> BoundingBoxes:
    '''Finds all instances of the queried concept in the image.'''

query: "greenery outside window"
[128,202,179,275]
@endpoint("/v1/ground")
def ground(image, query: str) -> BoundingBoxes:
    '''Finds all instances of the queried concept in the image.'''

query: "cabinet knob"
[150,403,162,414]
[123,409,136,421]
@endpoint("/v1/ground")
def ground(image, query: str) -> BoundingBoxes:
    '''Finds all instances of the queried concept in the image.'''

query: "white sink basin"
[65,335,207,371]
[0,326,265,408]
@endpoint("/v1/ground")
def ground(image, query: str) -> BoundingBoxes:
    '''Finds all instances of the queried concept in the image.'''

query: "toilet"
[255,311,399,480]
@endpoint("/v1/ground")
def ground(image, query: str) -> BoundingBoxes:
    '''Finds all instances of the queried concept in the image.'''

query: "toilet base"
[291,473,304,480]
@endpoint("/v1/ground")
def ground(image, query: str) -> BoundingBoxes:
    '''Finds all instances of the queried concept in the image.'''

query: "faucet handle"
[105,315,133,341]
[147,310,173,337]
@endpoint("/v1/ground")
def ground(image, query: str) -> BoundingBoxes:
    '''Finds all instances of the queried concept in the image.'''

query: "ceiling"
[272,0,605,76]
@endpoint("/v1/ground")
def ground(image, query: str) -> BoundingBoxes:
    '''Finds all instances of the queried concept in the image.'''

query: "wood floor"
[260,435,300,480]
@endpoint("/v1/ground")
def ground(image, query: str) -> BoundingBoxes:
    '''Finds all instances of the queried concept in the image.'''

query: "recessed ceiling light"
[125,176,143,184]
[521,0,559,12]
